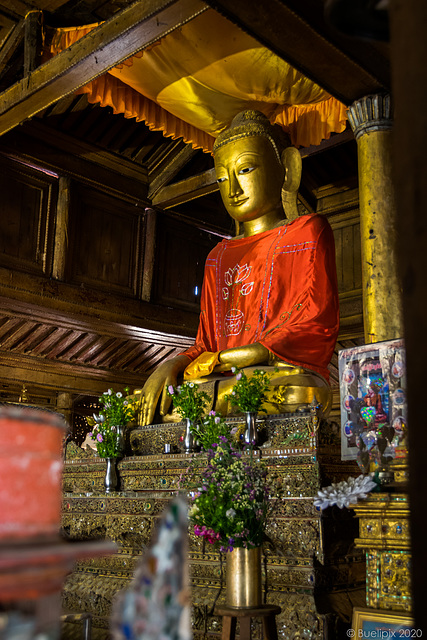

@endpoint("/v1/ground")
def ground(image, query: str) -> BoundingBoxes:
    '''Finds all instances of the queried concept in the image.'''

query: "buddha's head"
[213,110,301,235]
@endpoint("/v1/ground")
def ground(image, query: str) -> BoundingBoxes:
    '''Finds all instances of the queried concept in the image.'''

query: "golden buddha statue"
[137,110,339,425]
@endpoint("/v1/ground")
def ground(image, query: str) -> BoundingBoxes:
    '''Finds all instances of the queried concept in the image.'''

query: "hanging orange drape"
[46,10,347,151]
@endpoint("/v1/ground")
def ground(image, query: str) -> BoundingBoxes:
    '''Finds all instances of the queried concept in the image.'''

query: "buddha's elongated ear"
[281,146,302,193]
[281,146,302,222]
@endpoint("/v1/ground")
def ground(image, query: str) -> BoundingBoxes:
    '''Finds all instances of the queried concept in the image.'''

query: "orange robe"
[183,214,339,381]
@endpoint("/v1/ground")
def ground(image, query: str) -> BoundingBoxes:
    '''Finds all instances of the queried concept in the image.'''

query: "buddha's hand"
[136,355,191,426]
[214,342,270,371]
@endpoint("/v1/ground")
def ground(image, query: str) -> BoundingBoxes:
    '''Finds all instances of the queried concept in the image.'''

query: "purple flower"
[168,385,174,395]
[214,416,221,424]
[209,410,216,416]
[96,433,103,442]
[236,372,242,381]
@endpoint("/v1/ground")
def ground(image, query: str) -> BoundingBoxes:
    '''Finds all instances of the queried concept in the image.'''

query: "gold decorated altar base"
[352,493,411,613]
[62,413,365,640]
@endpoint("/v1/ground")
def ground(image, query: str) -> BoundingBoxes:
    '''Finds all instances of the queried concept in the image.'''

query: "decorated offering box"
[338,339,407,465]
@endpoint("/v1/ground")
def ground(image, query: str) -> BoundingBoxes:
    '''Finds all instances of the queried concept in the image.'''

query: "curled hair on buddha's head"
[212,110,292,162]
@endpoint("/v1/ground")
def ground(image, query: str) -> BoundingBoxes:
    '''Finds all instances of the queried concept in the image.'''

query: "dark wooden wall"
[0,131,363,432]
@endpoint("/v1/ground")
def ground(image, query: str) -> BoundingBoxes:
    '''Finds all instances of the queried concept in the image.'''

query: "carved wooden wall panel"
[68,184,145,297]
[333,214,362,294]
[0,157,57,276]
[153,215,218,311]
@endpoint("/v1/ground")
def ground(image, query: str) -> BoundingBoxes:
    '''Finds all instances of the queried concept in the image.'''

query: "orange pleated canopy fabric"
[47,9,348,151]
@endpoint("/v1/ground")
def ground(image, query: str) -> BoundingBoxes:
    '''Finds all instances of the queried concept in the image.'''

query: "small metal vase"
[115,425,126,458]
[104,457,119,493]
[226,546,262,608]
[183,418,198,453]
[244,411,258,446]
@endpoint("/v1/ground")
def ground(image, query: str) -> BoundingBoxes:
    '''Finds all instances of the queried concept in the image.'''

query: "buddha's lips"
[229,198,249,206]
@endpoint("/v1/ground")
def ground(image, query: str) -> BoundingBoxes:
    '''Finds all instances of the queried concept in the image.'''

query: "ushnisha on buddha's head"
[213,110,301,236]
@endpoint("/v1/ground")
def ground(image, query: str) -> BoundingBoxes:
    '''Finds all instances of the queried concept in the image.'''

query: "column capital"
[348,94,392,139]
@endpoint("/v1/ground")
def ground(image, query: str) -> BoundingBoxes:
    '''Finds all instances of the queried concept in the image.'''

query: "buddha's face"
[214,135,284,226]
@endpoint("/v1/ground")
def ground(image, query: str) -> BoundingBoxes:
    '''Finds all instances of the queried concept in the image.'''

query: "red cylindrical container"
[0,404,67,542]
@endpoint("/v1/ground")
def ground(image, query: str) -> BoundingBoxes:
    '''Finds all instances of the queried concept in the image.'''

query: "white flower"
[226,508,236,519]
[314,475,377,510]
[107,389,113,395]
[116,392,122,398]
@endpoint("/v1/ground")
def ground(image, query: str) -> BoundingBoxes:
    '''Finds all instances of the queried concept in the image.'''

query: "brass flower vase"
[244,411,258,446]
[104,457,119,493]
[183,418,198,453]
[226,546,262,608]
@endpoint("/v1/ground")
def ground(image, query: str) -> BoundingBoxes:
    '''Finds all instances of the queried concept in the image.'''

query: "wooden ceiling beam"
[0,18,25,78]
[0,0,208,136]
[152,167,218,208]
[203,0,389,104]
[148,144,199,200]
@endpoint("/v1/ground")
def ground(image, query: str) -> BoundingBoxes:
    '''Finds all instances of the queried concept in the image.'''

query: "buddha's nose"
[229,172,243,198]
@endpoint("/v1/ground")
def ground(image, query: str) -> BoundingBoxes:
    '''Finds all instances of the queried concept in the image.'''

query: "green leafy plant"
[167,381,210,424]
[89,388,136,458]
[183,437,282,552]
[225,368,272,413]
[191,410,232,451]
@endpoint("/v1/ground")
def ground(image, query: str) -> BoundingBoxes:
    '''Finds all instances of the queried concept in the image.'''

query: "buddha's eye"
[238,166,255,175]
[217,176,227,184]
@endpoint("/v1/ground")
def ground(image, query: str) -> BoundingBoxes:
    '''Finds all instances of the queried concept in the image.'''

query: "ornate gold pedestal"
[62,413,364,640]
[352,493,411,612]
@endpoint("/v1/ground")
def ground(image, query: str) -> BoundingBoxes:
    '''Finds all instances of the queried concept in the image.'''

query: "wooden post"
[56,391,72,427]
[389,0,427,630]
[52,176,71,281]
[24,11,41,77]
[141,208,157,302]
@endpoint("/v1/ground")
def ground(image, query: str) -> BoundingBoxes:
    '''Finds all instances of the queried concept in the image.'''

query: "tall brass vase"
[225,547,262,608]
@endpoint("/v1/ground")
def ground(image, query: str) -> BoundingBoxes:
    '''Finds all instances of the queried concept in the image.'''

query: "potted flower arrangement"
[184,436,282,607]
[89,388,136,492]
[225,368,271,444]
[167,382,210,452]
[191,410,232,452]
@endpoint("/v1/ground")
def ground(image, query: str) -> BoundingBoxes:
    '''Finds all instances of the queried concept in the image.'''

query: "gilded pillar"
[348,95,403,344]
